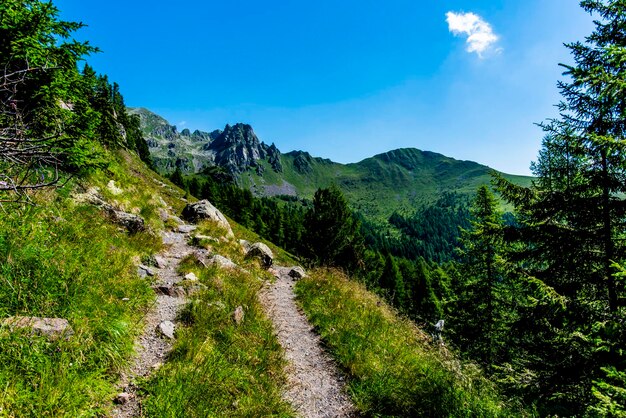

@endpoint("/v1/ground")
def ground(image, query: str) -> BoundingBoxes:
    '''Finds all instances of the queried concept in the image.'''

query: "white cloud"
[446,11,500,58]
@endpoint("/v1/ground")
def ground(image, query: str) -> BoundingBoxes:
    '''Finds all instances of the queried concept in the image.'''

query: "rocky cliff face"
[129,108,282,175]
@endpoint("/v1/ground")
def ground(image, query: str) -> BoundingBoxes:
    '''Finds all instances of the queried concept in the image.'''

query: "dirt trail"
[262,266,356,418]
[111,226,204,418]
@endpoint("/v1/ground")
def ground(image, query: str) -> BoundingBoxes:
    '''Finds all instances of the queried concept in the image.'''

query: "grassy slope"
[295,269,525,417]
[0,150,175,416]
[0,151,291,417]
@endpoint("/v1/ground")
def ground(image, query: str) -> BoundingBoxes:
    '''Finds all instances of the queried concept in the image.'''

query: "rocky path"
[261,266,355,418]
[112,224,205,418]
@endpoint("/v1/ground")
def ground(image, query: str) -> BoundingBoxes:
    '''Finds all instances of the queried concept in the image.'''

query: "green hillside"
[246,148,532,220]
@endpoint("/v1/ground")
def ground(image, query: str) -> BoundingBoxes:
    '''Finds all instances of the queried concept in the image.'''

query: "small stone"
[207,255,238,270]
[233,306,245,325]
[192,235,219,246]
[111,210,145,233]
[153,285,186,297]
[288,266,306,280]
[114,392,132,405]
[157,321,175,339]
[138,264,156,277]
[151,362,163,371]
[107,180,123,195]
[184,272,199,282]
[154,255,168,268]
[158,208,169,222]
[122,297,130,301]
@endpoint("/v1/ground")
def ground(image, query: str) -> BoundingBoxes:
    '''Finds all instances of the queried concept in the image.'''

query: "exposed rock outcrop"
[288,266,306,280]
[181,200,234,238]
[245,242,274,268]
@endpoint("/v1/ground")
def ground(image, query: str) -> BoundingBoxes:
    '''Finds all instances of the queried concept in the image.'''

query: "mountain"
[129,108,281,174]
[134,107,533,221]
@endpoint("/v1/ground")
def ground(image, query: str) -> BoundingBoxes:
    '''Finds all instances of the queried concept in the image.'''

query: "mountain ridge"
[132,107,532,220]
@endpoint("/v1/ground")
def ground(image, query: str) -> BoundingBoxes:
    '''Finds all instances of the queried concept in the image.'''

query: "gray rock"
[157,321,175,339]
[288,266,306,280]
[111,210,145,234]
[239,239,252,252]
[233,306,244,325]
[153,285,186,297]
[208,255,238,270]
[138,264,156,277]
[245,242,274,268]
[184,272,199,282]
[154,255,168,268]
[158,208,170,222]
[181,200,234,238]
[2,316,74,341]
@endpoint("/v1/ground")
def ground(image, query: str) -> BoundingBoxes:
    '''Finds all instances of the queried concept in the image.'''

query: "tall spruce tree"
[454,186,506,365]
[304,185,364,270]
[494,1,626,413]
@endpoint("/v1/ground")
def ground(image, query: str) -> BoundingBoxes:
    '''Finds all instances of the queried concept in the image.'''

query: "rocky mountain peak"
[132,108,283,175]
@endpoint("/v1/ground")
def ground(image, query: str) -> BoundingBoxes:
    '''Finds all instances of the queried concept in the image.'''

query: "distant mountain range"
[130,107,532,221]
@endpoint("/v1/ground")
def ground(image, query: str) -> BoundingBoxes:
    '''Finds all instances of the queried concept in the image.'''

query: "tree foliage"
[0,0,152,202]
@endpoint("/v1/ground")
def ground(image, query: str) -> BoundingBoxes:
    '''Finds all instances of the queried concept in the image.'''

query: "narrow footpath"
[261,266,356,418]
[112,224,203,418]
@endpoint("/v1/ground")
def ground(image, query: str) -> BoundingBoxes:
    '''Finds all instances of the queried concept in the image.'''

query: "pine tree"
[493,1,626,412]
[455,186,505,365]
[304,185,364,269]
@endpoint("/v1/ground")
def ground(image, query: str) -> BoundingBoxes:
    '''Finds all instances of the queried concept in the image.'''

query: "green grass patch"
[295,268,526,417]
[141,259,293,417]
[0,191,162,416]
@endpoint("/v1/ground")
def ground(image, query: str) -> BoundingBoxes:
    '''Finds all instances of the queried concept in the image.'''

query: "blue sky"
[55,0,594,175]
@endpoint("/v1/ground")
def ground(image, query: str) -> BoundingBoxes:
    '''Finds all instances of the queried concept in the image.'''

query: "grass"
[0,192,161,416]
[0,149,188,416]
[295,268,525,417]
[141,228,294,417]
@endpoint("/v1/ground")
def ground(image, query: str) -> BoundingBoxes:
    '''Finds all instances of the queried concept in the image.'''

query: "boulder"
[245,242,273,268]
[288,266,306,280]
[2,316,74,341]
[157,321,175,339]
[181,200,234,238]
[111,210,145,234]
[207,255,238,270]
